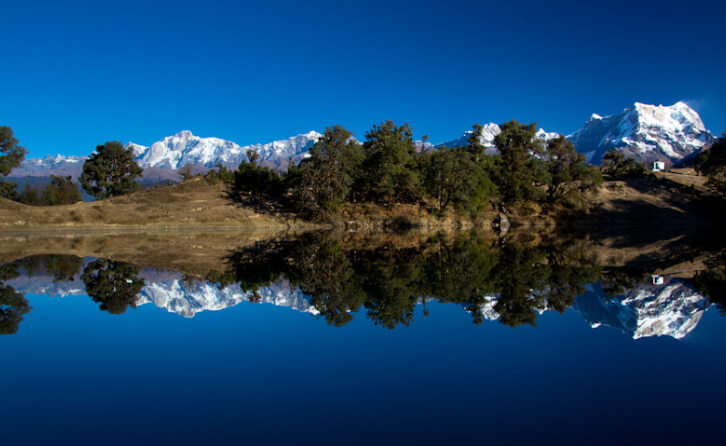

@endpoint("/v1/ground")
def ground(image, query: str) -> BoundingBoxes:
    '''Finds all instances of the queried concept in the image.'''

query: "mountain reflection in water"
[1,231,724,339]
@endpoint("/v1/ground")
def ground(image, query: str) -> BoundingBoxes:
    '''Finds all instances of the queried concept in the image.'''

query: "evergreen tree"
[291,125,363,219]
[360,121,422,204]
[43,175,82,205]
[601,150,645,178]
[493,120,546,204]
[79,141,143,199]
[694,132,726,195]
[0,126,27,199]
[422,147,497,214]
[17,182,42,205]
[544,135,602,206]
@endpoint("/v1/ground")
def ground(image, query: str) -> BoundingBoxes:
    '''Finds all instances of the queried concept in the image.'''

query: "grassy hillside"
[0,177,314,231]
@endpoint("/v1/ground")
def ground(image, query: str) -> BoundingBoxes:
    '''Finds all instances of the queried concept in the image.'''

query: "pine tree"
[360,121,422,204]
[79,142,143,199]
[694,132,726,195]
[0,126,27,199]
[544,135,602,206]
[493,120,545,204]
[291,125,363,219]
[43,175,82,205]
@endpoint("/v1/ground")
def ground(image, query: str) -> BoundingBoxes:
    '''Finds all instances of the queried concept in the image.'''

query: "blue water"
[2,288,725,445]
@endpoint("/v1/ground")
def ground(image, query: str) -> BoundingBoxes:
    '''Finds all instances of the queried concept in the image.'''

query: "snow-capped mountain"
[436,123,558,152]
[573,278,710,339]
[129,130,321,170]
[12,154,86,177]
[135,272,318,318]
[568,101,714,165]
[9,101,716,179]
[10,131,322,178]
[6,266,318,318]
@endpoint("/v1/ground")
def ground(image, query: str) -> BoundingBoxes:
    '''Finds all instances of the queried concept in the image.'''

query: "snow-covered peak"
[135,274,318,318]
[436,122,556,153]
[573,279,710,340]
[131,130,321,170]
[569,101,714,165]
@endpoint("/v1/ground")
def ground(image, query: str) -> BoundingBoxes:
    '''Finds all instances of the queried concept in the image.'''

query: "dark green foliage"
[80,141,143,199]
[0,126,26,177]
[234,162,284,197]
[601,150,646,178]
[0,284,29,335]
[694,133,726,195]
[10,254,83,282]
[223,233,603,329]
[290,125,363,220]
[0,262,31,335]
[204,164,235,185]
[544,135,602,207]
[17,182,42,205]
[0,181,18,200]
[0,126,26,199]
[17,177,82,206]
[693,247,726,315]
[81,259,145,314]
[359,121,422,204]
[43,175,82,205]
[422,234,499,324]
[493,120,546,204]
[287,233,366,327]
[421,146,497,214]
[233,151,285,198]
[466,124,487,155]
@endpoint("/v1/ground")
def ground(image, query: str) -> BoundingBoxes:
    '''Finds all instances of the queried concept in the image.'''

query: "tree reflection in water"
[0,263,30,335]
[219,232,604,329]
[81,259,145,315]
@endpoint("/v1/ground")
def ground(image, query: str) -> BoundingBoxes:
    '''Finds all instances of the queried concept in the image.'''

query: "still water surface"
[1,233,725,445]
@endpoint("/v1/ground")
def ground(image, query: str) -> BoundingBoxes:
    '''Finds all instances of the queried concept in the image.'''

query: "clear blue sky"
[2,0,724,158]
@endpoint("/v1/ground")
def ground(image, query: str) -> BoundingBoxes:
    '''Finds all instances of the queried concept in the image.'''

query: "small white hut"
[651,161,665,172]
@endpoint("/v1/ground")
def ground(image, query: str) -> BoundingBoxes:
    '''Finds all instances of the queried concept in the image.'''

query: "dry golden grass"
[0,178,320,231]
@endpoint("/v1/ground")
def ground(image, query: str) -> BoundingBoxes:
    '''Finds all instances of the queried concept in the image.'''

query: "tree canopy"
[291,125,363,219]
[0,126,27,199]
[493,120,546,204]
[360,121,421,204]
[79,141,143,199]
[81,259,145,314]
[695,133,726,195]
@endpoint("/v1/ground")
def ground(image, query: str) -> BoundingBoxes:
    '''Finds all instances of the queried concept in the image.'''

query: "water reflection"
[1,231,725,339]
[0,262,30,335]
[81,259,146,314]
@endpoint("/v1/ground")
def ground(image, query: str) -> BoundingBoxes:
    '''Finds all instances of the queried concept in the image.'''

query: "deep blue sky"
[2,0,724,158]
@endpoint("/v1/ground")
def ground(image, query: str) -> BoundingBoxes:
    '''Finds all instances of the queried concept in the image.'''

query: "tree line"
[7,124,726,218]
[203,120,603,220]
[213,232,603,329]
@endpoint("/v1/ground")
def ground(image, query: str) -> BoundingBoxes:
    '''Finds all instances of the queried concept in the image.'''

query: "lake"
[1,231,724,445]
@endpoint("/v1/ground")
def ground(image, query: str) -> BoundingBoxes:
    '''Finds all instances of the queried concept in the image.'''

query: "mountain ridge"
[10,101,715,180]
